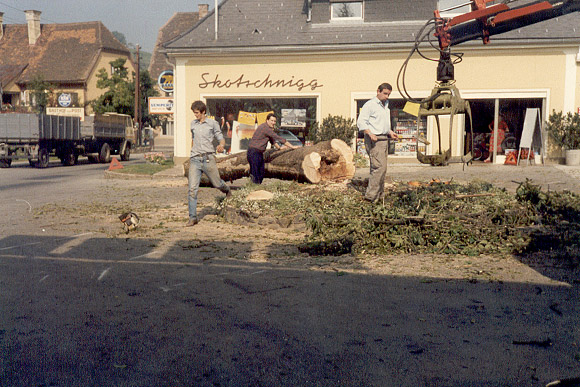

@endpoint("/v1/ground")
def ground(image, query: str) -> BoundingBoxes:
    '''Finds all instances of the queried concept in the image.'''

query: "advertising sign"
[157,70,174,93]
[148,97,174,114]
[46,107,85,121]
[230,121,256,154]
[281,109,307,128]
[58,93,72,107]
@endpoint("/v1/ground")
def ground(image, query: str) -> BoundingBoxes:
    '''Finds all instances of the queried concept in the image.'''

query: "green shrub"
[308,115,356,145]
[545,110,580,150]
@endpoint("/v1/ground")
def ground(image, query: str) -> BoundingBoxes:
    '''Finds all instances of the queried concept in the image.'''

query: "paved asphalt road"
[1,157,580,386]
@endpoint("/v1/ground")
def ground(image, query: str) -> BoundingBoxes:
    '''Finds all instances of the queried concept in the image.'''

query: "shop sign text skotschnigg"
[199,73,323,91]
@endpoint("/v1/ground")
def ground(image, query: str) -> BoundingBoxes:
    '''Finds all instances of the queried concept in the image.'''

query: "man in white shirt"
[357,83,399,203]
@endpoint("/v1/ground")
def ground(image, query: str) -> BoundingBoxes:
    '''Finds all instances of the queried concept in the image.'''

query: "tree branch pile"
[217,178,580,259]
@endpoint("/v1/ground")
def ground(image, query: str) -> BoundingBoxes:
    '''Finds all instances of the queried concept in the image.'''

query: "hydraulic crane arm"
[398,0,580,166]
[438,0,580,49]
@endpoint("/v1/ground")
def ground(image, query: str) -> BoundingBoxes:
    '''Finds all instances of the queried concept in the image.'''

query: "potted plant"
[545,110,580,165]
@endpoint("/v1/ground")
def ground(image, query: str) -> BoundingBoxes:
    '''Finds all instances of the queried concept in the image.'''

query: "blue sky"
[0,0,213,52]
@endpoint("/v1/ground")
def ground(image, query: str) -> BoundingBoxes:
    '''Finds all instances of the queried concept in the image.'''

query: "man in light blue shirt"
[187,100,230,227]
[357,83,399,202]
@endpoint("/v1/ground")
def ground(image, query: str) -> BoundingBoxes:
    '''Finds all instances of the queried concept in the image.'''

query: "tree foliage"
[28,76,56,113]
[138,69,159,126]
[308,115,357,145]
[112,31,127,46]
[90,58,158,123]
[91,58,133,116]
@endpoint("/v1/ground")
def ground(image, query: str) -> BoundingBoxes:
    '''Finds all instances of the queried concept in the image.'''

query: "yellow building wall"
[173,46,578,161]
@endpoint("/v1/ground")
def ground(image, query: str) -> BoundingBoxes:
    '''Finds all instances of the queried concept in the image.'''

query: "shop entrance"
[467,98,543,162]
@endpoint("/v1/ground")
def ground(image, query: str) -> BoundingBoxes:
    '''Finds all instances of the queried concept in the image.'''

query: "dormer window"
[438,0,470,17]
[331,1,363,21]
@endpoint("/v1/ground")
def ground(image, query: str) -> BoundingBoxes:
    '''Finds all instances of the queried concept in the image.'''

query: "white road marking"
[0,241,43,251]
[128,241,177,261]
[15,199,32,213]
[97,267,111,281]
[0,233,94,252]
[50,233,93,255]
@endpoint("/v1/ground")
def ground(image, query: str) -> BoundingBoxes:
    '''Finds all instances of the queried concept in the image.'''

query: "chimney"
[25,10,41,45]
[198,4,209,19]
[0,12,4,40]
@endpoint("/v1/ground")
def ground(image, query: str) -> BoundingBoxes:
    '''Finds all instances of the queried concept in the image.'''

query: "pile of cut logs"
[184,139,355,184]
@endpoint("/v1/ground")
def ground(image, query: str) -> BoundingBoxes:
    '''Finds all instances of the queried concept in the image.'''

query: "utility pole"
[134,44,141,145]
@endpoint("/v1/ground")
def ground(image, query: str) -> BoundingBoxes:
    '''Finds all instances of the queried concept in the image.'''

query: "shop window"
[331,2,363,21]
[355,98,427,158]
[206,97,317,153]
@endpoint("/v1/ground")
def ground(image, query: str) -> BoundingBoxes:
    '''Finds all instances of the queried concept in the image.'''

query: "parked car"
[276,129,303,147]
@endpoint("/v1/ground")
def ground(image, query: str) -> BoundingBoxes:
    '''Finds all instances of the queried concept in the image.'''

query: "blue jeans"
[188,154,229,220]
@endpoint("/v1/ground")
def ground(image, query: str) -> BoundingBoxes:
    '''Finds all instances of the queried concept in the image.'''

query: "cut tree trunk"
[184,139,355,184]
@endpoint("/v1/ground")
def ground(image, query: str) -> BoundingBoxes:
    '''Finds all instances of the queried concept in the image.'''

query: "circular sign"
[58,93,72,107]
[157,70,174,93]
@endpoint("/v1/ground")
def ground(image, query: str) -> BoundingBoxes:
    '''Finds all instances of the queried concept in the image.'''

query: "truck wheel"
[99,143,111,163]
[36,148,50,168]
[61,149,77,166]
[28,159,35,167]
[120,143,131,161]
[0,158,11,168]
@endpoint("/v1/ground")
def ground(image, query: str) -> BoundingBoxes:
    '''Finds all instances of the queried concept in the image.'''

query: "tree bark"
[184,139,355,184]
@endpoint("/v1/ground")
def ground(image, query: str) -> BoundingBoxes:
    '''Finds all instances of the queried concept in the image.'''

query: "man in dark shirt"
[247,113,298,184]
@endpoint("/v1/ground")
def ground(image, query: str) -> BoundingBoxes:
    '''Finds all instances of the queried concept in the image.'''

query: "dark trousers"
[247,147,265,184]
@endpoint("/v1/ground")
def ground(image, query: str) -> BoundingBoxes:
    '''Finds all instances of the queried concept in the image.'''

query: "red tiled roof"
[149,12,199,79]
[0,21,131,85]
[0,64,27,88]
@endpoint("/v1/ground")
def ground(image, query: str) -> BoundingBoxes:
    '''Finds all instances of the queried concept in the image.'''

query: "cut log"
[183,139,355,184]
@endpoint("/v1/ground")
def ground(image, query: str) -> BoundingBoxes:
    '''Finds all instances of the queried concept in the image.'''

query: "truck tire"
[61,149,77,166]
[36,148,50,168]
[120,143,131,161]
[0,158,11,168]
[99,143,111,163]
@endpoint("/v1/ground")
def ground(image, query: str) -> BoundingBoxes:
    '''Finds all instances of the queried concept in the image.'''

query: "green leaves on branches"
[308,115,357,145]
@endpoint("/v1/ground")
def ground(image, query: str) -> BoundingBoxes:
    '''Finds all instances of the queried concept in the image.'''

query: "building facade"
[0,10,135,118]
[163,0,580,164]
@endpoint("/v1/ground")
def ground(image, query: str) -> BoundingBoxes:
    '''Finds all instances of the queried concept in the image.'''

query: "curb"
[103,169,186,180]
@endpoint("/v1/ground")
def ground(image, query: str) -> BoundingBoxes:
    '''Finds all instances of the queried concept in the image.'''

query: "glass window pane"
[438,0,470,15]
[205,97,317,152]
[331,2,362,19]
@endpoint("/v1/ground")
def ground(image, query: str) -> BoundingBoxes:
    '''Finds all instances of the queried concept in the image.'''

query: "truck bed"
[81,114,131,139]
[0,114,81,142]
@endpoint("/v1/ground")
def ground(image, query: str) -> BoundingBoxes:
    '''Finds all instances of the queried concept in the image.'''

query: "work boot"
[185,218,198,227]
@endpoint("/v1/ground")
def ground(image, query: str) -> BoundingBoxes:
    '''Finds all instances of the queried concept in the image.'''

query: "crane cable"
[396,18,464,104]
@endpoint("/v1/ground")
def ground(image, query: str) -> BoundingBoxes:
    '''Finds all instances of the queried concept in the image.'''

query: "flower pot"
[565,149,580,166]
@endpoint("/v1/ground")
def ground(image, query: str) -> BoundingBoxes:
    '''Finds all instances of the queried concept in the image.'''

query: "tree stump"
[183,139,355,184]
